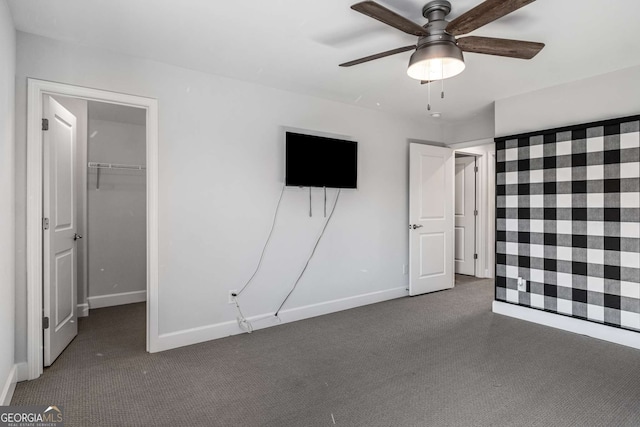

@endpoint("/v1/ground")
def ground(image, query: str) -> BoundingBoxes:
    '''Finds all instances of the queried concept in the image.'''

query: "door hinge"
[42,218,50,230]
[474,254,478,260]
[42,118,49,131]
[474,166,478,173]
[474,210,478,216]
[43,316,50,329]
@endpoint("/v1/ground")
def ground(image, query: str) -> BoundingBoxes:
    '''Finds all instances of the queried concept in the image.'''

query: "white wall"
[443,105,495,145]
[52,96,88,314]
[495,64,640,137]
[14,32,446,360]
[0,0,16,404]
[87,117,146,304]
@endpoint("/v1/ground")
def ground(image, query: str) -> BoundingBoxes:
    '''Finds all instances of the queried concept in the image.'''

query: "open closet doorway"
[454,154,477,278]
[43,95,148,366]
[26,79,159,380]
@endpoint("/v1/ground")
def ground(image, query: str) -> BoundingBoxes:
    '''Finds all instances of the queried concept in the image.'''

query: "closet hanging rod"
[88,162,146,171]
[88,162,145,190]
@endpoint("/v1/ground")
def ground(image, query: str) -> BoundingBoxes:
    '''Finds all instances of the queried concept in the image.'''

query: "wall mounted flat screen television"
[285,131,358,189]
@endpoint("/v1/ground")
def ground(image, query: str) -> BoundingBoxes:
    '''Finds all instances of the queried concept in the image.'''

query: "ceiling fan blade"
[339,45,416,67]
[447,0,536,36]
[351,1,428,37]
[457,36,544,59]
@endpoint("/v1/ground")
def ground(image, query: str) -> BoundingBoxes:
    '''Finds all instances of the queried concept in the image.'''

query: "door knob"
[73,233,83,241]
[410,224,423,230]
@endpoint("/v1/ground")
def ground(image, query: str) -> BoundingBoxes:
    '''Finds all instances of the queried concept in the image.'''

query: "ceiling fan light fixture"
[407,42,465,81]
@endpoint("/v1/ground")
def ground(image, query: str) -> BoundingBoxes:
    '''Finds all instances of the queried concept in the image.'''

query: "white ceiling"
[8,0,640,126]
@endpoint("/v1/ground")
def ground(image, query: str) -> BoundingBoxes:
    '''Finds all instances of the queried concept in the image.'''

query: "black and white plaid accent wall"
[495,117,640,332]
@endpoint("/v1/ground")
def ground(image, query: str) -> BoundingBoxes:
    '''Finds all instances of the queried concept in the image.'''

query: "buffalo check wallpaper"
[495,116,640,332]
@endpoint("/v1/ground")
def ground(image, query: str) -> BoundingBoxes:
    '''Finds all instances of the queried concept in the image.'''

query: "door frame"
[26,78,160,380]
[452,142,495,279]
[454,153,478,276]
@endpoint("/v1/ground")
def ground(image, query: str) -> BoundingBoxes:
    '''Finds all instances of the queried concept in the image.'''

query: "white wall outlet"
[228,290,238,304]
[517,277,526,292]
[403,264,408,275]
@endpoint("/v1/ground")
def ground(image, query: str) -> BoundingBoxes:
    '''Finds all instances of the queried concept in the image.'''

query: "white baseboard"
[1,365,18,406]
[77,303,89,317]
[87,290,146,309]
[493,301,640,350]
[154,286,408,352]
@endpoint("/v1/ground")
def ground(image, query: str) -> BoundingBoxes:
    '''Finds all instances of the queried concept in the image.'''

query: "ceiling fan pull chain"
[427,81,431,111]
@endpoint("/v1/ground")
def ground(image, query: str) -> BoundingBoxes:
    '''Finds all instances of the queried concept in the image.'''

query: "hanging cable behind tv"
[274,188,341,317]
[230,185,286,332]
[231,186,342,332]
[235,185,286,298]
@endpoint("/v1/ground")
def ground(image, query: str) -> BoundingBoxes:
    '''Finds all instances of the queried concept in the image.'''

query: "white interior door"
[454,156,476,276]
[409,143,454,296]
[43,95,78,366]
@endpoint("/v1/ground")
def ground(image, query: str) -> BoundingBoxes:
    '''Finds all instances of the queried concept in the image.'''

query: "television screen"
[285,132,358,189]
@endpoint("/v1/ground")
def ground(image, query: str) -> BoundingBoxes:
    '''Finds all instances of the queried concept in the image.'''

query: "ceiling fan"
[339,0,545,82]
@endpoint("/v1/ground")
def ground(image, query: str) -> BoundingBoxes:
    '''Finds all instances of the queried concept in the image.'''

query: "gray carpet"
[454,274,479,285]
[12,278,640,426]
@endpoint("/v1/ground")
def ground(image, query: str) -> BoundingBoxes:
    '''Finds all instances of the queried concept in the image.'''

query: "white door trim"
[26,78,160,380]
[452,142,495,279]
[454,155,477,276]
